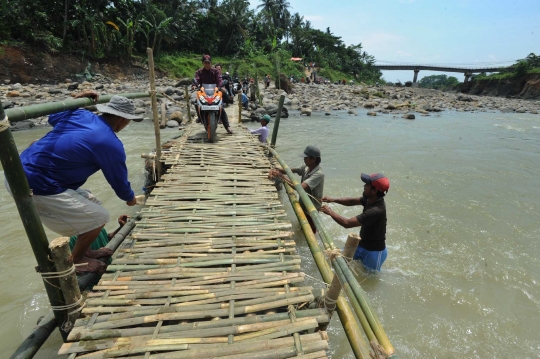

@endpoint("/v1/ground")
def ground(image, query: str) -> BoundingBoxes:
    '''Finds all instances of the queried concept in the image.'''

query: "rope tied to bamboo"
[0,115,10,133]
[323,248,343,262]
[40,264,76,279]
[50,295,84,312]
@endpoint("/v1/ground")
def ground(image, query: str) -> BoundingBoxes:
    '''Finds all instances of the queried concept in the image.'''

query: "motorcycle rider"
[194,55,233,134]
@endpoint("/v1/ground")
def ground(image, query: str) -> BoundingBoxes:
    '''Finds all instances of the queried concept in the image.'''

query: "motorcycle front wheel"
[207,112,218,143]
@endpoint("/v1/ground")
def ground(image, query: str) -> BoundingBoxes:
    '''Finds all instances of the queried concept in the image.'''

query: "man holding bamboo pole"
[5,90,141,273]
[269,145,324,233]
[320,173,390,272]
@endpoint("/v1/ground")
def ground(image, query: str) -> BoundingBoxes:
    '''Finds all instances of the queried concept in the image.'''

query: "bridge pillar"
[464,72,472,83]
[413,69,420,83]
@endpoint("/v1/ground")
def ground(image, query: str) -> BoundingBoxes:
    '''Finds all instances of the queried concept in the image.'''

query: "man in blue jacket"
[13,91,140,273]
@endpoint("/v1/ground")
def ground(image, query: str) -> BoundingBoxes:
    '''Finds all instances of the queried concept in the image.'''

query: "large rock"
[300,108,312,116]
[6,90,20,97]
[275,74,292,94]
[166,120,179,128]
[367,111,377,116]
[175,78,192,87]
[402,113,415,120]
[264,104,279,115]
[2,101,14,109]
[363,102,375,108]
[169,111,183,124]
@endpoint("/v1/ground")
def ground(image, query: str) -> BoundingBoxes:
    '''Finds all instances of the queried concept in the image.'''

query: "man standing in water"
[10,91,140,273]
[270,145,324,233]
[320,173,389,272]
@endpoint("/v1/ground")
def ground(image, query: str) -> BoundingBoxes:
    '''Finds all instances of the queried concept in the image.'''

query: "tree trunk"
[62,0,69,44]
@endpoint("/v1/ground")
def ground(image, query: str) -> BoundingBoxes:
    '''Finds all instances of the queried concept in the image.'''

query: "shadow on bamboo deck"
[60,123,330,358]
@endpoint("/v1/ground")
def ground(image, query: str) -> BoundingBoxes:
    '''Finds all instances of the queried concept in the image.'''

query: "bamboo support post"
[322,234,359,318]
[270,95,285,147]
[238,93,243,123]
[184,86,192,123]
[159,101,167,129]
[0,103,69,342]
[49,237,83,333]
[147,47,163,181]
[11,215,141,359]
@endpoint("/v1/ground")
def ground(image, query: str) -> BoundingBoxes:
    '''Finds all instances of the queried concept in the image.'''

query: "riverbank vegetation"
[0,0,381,83]
[474,53,540,81]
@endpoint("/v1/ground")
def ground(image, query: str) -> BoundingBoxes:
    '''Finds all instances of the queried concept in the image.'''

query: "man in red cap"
[320,173,390,272]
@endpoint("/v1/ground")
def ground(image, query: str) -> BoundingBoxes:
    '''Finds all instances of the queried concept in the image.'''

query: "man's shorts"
[353,246,388,272]
[5,179,109,237]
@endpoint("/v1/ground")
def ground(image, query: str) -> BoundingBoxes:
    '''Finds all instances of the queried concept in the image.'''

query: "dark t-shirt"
[356,197,387,251]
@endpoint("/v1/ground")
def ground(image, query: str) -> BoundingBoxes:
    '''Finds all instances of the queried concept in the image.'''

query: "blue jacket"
[20,109,135,201]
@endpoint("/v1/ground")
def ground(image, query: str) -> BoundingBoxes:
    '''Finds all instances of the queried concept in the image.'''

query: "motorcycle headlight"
[198,95,207,104]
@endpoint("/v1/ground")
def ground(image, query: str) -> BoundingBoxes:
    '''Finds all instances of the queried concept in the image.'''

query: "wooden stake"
[322,234,360,318]
[184,86,192,123]
[49,237,83,333]
[159,101,167,129]
[238,92,243,123]
[147,47,162,181]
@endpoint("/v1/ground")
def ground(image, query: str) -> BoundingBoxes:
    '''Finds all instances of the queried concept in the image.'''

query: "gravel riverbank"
[2,76,539,131]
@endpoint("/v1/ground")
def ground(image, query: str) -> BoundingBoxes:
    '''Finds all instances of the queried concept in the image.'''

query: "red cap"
[202,54,212,63]
[361,173,390,193]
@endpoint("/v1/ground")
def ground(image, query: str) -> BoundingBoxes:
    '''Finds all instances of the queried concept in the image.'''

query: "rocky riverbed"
[2,76,539,131]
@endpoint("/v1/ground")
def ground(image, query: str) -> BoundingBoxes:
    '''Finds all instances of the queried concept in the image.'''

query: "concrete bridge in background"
[373,64,511,84]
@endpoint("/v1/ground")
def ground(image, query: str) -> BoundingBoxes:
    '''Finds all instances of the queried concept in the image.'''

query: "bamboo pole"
[147,47,163,181]
[184,86,192,123]
[284,183,372,359]
[0,102,69,341]
[322,234,359,317]
[4,92,152,123]
[270,95,285,147]
[271,148,397,358]
[238,92,243,123]
[10,215,140,359]
[49,237,83,333]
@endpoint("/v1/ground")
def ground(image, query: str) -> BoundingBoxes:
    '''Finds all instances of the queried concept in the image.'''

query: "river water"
[1,109,539,358]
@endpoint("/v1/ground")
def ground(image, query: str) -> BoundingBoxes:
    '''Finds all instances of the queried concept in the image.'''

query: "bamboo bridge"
[58,124,332,358]
[2,57,398,357]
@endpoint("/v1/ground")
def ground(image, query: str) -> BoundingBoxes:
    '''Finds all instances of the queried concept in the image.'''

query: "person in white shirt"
[249,115,271,143]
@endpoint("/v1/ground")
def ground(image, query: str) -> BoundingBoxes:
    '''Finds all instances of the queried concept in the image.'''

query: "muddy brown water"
[1,110,539,358]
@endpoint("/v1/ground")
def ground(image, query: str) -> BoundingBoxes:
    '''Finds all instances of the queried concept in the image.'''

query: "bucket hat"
[299,145,321,158]
[361,173,390,193]
[96,96,143,122]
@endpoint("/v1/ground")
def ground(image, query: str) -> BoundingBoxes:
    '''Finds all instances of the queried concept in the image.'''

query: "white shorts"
[5,180,109,236]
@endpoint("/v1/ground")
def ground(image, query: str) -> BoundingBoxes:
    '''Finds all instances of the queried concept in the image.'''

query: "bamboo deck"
[61,122,330,358]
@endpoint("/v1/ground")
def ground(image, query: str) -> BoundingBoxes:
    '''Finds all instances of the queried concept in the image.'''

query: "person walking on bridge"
[7,91,142,273]
[320,173,390,272]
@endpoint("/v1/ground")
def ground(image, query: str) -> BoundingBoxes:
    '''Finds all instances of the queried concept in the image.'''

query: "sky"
[248,0,540,82]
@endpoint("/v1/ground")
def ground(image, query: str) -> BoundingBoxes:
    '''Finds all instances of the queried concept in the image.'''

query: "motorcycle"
[196,84,222,143]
